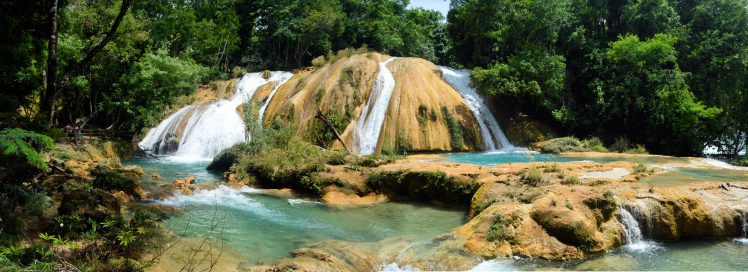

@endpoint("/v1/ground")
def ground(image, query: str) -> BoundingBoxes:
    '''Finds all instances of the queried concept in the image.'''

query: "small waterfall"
[735,212,748,245]
[619,206,661,252]
[439,66,513,151]
[352,57,397,155]
[258,72,293,128]
[620,207,644,244]
[139,72,291,159]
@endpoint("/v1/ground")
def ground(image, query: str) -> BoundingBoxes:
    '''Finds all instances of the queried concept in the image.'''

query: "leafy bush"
[0,128,54,172]
[110,50,209,133]
[544,163,560,173]
[521,167,545,186]
[537,137,585,154]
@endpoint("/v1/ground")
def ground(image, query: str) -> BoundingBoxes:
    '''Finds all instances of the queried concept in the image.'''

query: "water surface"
[127,158,466,265]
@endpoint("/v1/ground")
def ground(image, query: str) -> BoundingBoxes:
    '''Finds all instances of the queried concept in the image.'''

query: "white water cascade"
[619,206,660,252]
[352,57,397,155]
[439,67,514,151]
[139,72,291,159]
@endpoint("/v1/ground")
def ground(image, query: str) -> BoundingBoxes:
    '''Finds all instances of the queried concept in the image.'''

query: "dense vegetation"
[2,0,746,157]
[3,0,746,158]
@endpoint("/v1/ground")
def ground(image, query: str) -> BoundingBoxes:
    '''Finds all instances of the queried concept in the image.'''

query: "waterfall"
[620,207,644,244]
[735,212,748,245]
[139,72,291,159]
[439,66,514,151]
[619,206,661,252]
[352,57,397,155]
[258,72,293,128]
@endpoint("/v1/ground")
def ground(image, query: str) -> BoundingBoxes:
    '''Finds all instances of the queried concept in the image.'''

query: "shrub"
[632,163,649,174]
[0,128,54,172]
[581,137,607,152]
[537,137,585,154]
[441,106,464,151]
[627,144,648,154]
[544,163,560,173]
[521,167,545,186]
[395,129,413,155]
[610,137,630,153]
[487,215,514,242]
[312,55,326,68]
[565,201,575,210]
[590,180,608,186]
[561,175,580,185]
[417,104,428,124]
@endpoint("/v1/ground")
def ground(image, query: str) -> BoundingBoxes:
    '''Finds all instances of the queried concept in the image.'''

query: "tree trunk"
[44,0,60,127]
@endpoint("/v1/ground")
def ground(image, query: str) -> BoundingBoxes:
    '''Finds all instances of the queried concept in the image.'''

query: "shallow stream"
[126,153,748,270]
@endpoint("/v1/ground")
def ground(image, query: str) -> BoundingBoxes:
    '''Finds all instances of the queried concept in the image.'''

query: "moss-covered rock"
[366,170,480,206]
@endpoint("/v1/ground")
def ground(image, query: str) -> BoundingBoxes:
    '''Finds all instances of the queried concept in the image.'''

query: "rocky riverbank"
[192,151,747,270]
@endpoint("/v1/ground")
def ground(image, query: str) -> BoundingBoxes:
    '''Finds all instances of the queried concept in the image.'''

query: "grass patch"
[487,214,516,243]
[544,163,560,173]
[561,175,580,185]
[521,167,545,186]
[473,199,496,216]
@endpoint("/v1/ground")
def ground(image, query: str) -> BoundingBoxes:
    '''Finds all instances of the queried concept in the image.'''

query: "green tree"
[595,34,719,154]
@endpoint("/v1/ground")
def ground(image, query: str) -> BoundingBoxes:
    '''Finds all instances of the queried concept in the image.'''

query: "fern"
[0,128,54,172]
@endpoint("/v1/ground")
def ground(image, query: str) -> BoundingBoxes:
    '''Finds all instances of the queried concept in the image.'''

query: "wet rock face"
[623,191,748,240]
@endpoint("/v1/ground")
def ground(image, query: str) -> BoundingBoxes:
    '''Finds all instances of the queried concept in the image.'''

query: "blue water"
[443,151,581,165]
[126,158,466,265]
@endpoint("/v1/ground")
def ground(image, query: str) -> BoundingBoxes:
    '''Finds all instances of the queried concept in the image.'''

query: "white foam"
[287,198,322,206]
[139,71,293,159]
[380,263,418,271]
[698,158,748,171]
[469,259,517,271]
[156,185,269,214]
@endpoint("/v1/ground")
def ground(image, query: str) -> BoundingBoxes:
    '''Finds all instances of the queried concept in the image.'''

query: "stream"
[126,153,748,270]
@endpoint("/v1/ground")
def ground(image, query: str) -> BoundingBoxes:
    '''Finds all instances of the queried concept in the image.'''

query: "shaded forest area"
[1,0,747,157]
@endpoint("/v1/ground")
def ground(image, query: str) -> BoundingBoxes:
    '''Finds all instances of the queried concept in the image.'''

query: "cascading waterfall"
[139,72,291,159]
[439,66,514,151]
[258,72,293,128]
[352,57,397,155]
[620,207,645,244]
[619,206,660,252]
